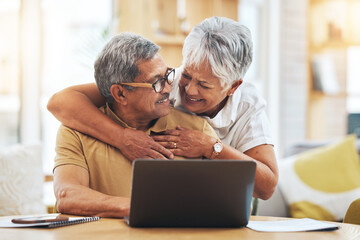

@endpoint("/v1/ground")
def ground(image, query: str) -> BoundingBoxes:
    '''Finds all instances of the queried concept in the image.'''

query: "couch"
[0,144,47,216]
[257,137,360,220]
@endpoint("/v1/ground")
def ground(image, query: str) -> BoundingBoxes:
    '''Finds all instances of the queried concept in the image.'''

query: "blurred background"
[0,0,359,211]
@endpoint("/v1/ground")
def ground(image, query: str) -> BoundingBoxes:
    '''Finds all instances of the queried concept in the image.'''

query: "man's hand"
[117,128,174,161]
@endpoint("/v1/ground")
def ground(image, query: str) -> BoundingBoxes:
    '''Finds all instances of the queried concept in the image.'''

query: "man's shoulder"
[163,107,209,130]
[57,125,83,144]
[169,107,207,121]
[57,124,96,144]
[57,124,77,135]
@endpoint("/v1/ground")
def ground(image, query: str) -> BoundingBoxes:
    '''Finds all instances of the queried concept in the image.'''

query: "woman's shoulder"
[234,82,266,109]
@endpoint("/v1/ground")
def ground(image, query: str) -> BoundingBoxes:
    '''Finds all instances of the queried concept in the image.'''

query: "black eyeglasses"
[118,68,175,93]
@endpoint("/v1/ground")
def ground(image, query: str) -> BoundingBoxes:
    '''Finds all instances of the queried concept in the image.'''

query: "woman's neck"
[201,96,229,119]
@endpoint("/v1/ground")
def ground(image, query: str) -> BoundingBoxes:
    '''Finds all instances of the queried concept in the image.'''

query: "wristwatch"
[209,140,223,159]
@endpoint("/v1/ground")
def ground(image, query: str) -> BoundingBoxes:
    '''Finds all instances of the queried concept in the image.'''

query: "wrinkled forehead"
[183,59,216,76]
[183,58,212,75]
[183,63,226,87]
[136,53,167,82]
[184,56,231,89]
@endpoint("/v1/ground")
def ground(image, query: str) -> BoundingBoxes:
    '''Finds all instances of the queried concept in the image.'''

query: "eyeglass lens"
[153,69,175,93]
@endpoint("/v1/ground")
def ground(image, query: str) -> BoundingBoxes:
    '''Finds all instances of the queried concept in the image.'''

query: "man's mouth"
[156,93,170,104]
[156,97,169,103]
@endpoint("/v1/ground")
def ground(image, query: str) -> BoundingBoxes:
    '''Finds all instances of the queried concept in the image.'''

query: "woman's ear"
[227,79,243,96]
[110,84,127,105]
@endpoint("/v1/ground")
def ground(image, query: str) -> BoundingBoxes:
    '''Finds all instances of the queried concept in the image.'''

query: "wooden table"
[1,215,359,240]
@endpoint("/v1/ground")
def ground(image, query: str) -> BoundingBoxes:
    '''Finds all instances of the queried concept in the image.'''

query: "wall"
[279,0,308,154]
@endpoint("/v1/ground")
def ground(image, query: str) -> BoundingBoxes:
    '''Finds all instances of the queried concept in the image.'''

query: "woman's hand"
[151,126,216,158]
[119,128,174,161]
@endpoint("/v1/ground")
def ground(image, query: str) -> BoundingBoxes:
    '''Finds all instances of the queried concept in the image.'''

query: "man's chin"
[155,105,171,118]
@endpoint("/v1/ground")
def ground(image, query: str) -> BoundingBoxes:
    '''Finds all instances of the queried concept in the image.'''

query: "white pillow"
[0,144,46,216]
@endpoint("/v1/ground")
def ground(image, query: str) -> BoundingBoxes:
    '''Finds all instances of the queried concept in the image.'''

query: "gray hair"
[182,17,253,88]
[94,33,160,103]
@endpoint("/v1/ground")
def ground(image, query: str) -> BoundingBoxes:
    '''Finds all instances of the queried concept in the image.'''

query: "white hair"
[182,17,253,88]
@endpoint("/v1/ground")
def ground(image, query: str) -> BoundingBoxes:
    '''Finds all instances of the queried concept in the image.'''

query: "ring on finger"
[173,142,177,149]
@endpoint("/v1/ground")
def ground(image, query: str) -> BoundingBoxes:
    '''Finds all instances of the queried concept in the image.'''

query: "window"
[41,0,113,174]
[238,0,280,152]
[238,0,262,95]
[1,0,113,208]
[0,0,20,149]
[347,46,360,113]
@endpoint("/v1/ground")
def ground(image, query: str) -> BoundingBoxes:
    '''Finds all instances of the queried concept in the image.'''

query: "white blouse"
[170,67,274,153]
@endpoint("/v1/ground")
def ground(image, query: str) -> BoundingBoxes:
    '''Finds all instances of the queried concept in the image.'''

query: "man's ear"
[110,84,127,105]
[227,79,243,96]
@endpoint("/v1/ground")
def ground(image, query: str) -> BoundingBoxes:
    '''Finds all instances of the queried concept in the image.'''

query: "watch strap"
[209,140,223,159]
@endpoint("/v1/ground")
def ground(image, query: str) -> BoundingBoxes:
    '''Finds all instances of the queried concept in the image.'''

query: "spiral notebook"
[0,214,100,228]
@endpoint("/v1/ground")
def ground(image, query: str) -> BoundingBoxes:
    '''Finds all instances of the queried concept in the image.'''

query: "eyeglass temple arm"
[118,83,153,88]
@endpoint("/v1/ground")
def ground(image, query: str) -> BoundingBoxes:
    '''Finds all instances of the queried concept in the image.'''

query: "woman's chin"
[182,104,204,115]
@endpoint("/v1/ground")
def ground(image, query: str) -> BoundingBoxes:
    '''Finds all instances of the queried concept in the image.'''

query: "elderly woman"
[47,17,278,200]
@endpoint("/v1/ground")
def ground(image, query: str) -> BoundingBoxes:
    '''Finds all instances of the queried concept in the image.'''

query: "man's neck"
[111,104,157,131]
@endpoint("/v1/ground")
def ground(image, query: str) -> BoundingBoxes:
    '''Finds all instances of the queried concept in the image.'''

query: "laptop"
[125,159,256,228]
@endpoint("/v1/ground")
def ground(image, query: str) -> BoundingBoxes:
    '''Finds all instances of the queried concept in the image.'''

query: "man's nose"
[161,80,172,94]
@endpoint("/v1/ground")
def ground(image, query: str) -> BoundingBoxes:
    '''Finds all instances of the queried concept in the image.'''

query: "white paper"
[247,218,339,232]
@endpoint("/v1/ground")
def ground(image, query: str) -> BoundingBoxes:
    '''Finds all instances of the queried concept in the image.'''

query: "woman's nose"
[185,80,198,95]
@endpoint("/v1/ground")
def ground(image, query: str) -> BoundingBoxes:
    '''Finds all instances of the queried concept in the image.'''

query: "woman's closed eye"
[199,83,210,89]
[198,80,214,89]
[182,73,191,80]
[182,73,213,89]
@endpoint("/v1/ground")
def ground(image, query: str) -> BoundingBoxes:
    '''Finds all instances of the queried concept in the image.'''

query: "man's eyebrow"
[146,74,162,83]
[149,68,168,82]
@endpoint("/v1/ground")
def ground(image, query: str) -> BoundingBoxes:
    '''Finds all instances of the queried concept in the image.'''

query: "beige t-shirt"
[54,105,218,198]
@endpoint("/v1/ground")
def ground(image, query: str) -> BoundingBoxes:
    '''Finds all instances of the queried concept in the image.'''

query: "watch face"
[214,142,223,153]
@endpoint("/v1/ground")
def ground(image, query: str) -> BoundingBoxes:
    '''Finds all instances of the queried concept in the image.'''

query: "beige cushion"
[0,144,46,216]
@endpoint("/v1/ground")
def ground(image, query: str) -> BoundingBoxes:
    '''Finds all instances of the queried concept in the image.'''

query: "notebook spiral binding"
[48,216,100,228]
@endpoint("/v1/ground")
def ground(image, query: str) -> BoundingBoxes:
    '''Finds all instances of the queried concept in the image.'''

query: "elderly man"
[53,33,218,218]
